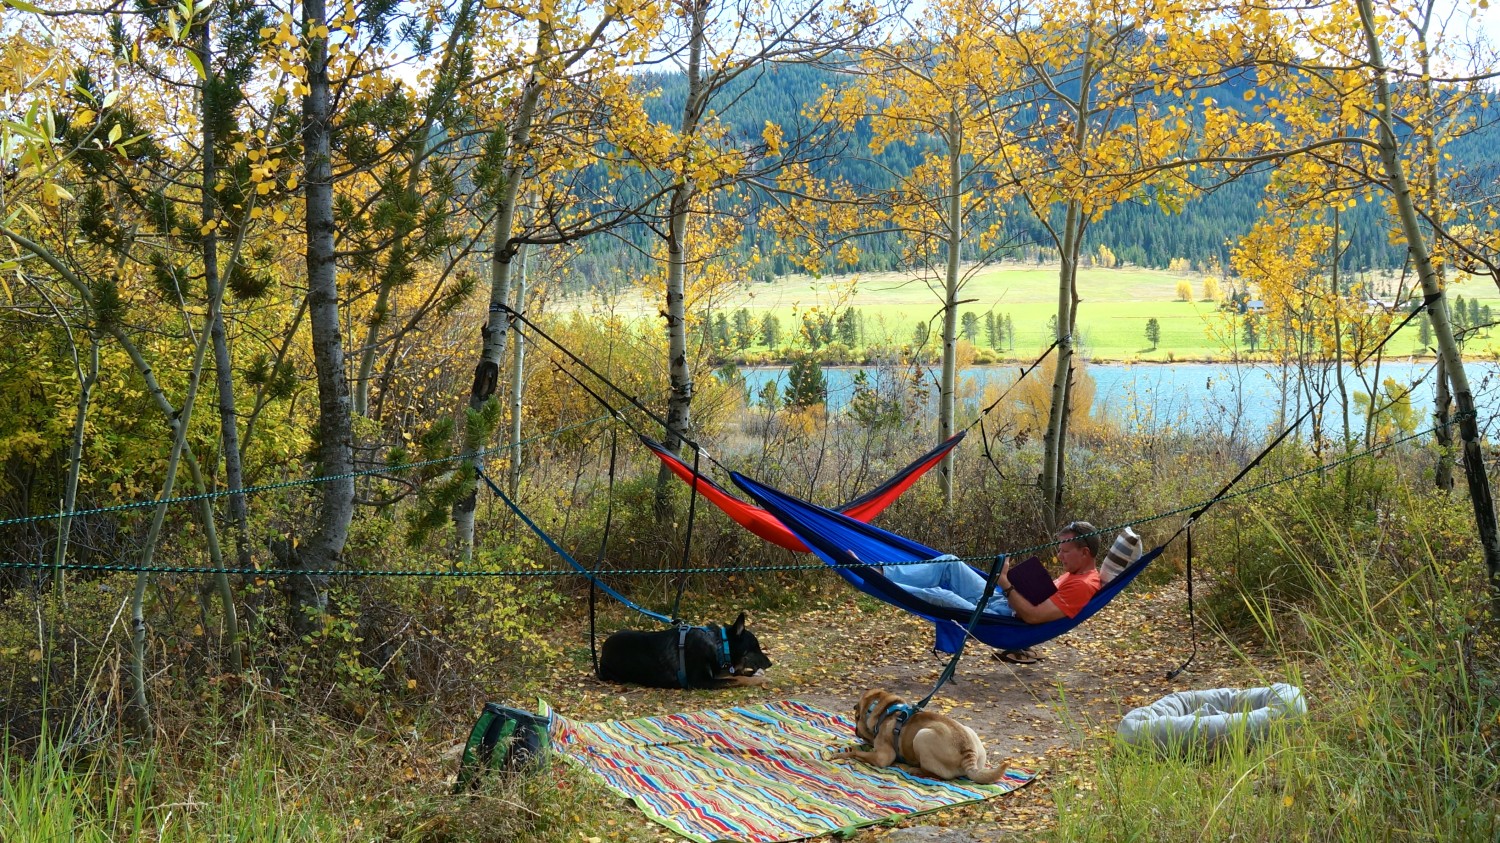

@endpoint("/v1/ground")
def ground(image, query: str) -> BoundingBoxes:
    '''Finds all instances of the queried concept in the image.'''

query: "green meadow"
[570,263,1500,361]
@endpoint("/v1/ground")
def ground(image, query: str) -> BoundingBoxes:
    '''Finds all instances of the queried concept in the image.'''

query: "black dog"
[596,612,772,689]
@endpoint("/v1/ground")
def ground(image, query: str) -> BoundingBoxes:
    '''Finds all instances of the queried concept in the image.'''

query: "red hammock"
[641,432,965,552]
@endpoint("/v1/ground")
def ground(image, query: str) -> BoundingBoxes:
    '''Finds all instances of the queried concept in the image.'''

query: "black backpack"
[454,703,551,792]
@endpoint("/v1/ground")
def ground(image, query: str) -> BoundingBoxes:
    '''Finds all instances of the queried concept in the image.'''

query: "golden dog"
[833,689,1010,783]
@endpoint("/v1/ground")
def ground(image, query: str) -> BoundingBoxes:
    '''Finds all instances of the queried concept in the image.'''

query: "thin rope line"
[0,416,1459,578]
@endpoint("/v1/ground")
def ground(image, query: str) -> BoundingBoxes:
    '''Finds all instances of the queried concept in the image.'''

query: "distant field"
[555,263,1500,361]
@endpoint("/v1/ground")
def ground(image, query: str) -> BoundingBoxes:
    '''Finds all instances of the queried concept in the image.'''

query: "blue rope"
[476,470,672,624]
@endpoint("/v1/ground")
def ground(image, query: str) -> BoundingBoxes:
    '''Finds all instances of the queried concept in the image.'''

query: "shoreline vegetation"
[555,262,1500,367]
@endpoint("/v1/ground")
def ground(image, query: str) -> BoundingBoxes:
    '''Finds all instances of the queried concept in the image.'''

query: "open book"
[1006,556,1058,606]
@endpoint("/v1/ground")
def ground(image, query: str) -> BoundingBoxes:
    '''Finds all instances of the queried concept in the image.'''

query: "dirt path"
[537,579,1275,840]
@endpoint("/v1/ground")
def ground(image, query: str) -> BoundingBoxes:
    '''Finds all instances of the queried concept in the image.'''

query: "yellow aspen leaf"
[41,182,73,204]
[762,121,783,156]
[286,174,298,189]
[273,208,288,224]
[1244,90,1255,100]
[256,181,273,195]
[199,220,216,235]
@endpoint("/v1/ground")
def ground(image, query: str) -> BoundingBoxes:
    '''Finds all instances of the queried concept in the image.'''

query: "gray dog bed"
[1117,684,1308,752]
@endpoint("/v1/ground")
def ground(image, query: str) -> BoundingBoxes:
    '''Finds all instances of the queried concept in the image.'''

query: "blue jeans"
[885,555,1015,617]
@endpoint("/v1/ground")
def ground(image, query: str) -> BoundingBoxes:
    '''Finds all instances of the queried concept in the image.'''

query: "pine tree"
[786,354,827,408]
[819,313,837,346]
[761,313,782,349]
[758,379,782,411]
[1005,314,1015,350]
[913,321,930,347]
[1242,315,1260,352]
[1145,317,1161,350]
[713,312,731,353]
[837,308,859,346]
[733,308,754,350]
[961,311,980,344]
[985,311,997,347]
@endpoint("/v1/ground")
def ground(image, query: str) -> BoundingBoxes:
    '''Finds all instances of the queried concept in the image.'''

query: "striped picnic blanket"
[542,699,1034,843]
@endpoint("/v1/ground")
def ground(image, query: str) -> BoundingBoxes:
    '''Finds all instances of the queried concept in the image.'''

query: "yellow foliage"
[983,354,1108,441]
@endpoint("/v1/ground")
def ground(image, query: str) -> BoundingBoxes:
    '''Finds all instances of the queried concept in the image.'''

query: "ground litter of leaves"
[528,575,1281,843]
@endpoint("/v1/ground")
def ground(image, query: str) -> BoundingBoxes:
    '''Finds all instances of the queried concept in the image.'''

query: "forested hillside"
[566,61,1500,293]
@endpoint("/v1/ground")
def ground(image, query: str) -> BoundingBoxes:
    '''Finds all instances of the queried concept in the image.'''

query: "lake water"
[736,360,1500,440]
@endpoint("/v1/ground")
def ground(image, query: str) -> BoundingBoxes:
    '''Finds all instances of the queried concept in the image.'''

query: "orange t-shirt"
[1050,569,1102,618]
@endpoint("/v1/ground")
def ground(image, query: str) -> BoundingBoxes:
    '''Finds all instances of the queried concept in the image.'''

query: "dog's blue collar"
[674,624,735,689]
[717,625,733,674]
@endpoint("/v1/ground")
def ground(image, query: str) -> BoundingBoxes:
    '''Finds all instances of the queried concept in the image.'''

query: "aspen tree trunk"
[291,0,354,633]
[1040,200,1081,529]
[653,0,709,521]
[200,21,244,671]
[656,184,695,520]
[353,237,405,418]
[55,334,98,600]
[1357,0,1500,613]
[455,26,549,561]
[1417,37,1454,492]
[1039,35,1093,530]
[1332,211,1356,502]
[1332,210,1351,447]
[937,108,962,507]
[1434,355,1456,488]
[131,283,219,738]
[507,245,529,498]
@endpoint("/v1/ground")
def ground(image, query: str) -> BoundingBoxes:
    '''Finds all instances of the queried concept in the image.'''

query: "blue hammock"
[731,472,1165,653]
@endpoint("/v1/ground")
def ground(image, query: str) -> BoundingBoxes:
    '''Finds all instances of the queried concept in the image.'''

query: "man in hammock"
[874,521,1102,624]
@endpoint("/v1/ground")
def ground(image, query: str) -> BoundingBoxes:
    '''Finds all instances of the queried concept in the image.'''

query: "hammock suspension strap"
[588,427,620,675]
[1167,523,1198,680]
[670,445,703,624]
[498,303,723,472]
[915,553,1008,710]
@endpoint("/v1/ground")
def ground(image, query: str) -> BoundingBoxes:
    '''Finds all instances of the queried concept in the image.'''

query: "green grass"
[0,714,656,843]
[563,263,1500,361]
[1050,496,1500,842]
[0,736,350,841]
